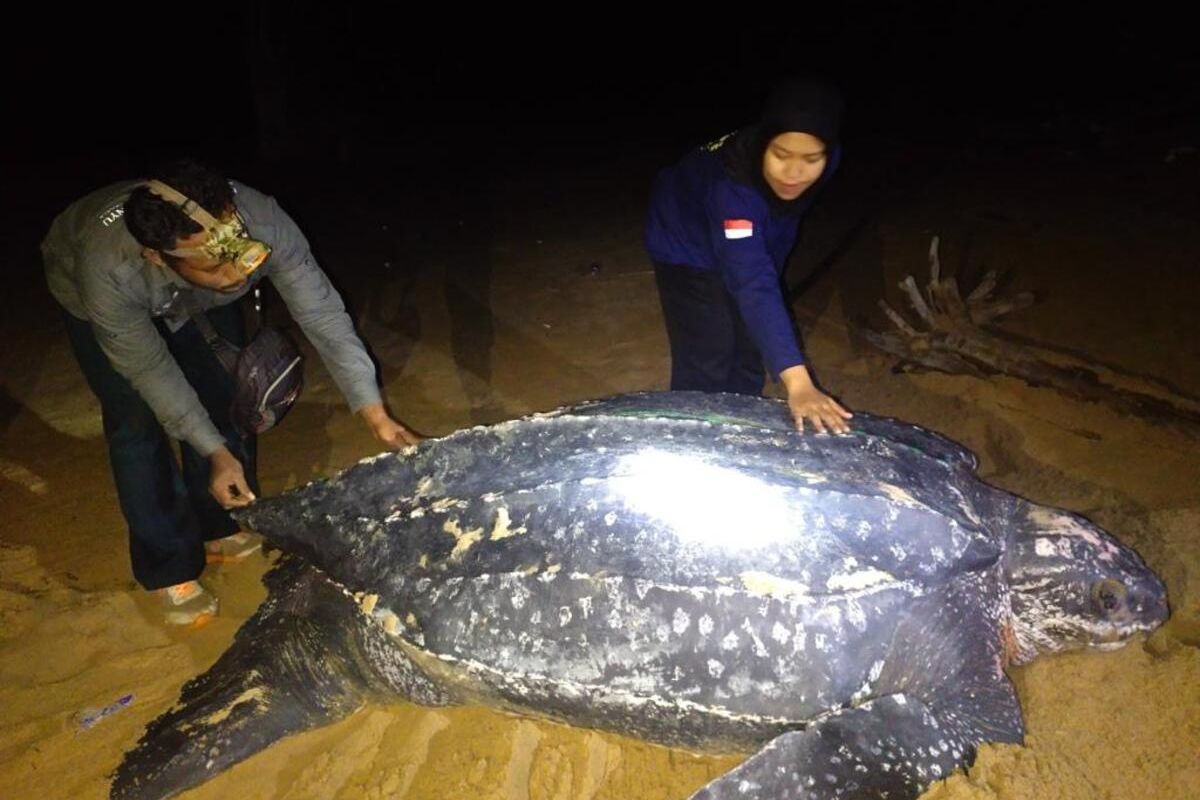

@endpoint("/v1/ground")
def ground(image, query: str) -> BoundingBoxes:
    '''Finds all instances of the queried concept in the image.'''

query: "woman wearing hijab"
[644,77,852,433]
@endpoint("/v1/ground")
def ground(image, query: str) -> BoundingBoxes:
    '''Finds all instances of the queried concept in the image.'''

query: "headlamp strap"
[143,180,221,231]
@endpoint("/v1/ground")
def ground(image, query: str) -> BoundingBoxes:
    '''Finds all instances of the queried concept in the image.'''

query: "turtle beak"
[1127,577,1170,630]
[1137,595,1169,631]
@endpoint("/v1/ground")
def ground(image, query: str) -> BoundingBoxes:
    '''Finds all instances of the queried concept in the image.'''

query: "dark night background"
[0,3,1195,429]
[2,4,1197,386]
[2,6,1200,417]
[6,6,1196,229]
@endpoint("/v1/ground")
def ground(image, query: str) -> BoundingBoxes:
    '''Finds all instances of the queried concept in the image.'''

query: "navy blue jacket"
[645,136,840,377]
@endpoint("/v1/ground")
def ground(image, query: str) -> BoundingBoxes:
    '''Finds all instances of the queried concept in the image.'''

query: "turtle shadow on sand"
[110,391,1168,800]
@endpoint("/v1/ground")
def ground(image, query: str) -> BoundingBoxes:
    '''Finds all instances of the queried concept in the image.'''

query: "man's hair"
[124,159,235,252]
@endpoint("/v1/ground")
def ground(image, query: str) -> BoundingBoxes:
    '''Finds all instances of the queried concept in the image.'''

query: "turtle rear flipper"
[689,691,1003,800]
[110,558,448,800]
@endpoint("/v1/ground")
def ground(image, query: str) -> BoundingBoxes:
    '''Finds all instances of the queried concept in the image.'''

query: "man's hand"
[209,446,256,508]
[779,365,853,434]
[359,402,423,449]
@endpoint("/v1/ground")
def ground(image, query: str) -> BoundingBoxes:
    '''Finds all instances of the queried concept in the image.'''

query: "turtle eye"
[1091,579,1126,613]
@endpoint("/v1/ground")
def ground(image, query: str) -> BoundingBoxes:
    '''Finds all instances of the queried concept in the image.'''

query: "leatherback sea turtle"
[111,391,1168,800]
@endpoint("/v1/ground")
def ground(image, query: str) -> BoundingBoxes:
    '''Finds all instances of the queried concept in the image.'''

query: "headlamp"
[145,180,271,276]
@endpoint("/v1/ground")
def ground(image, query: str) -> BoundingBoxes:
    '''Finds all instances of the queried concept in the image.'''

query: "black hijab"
[720,77,844,214]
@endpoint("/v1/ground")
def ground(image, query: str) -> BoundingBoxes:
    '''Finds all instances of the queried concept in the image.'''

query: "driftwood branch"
[859,236,1200,437]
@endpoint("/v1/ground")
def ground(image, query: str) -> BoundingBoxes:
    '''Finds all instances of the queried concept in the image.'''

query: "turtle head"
[1005,503,1168,664]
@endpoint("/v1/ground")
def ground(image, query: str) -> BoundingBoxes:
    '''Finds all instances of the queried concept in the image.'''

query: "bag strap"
[182,292,241,373]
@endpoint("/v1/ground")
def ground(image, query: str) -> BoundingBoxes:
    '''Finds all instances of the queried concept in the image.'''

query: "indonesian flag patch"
[723,219,754,239]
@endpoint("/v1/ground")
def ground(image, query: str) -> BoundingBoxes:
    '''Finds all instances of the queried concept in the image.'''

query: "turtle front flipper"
[688,692,994,800]
[110,558,449,800]
[691,575,1026,799]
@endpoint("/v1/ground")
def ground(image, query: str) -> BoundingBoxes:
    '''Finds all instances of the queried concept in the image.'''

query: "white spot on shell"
[845,600,868,631]
[741,619,769,657]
